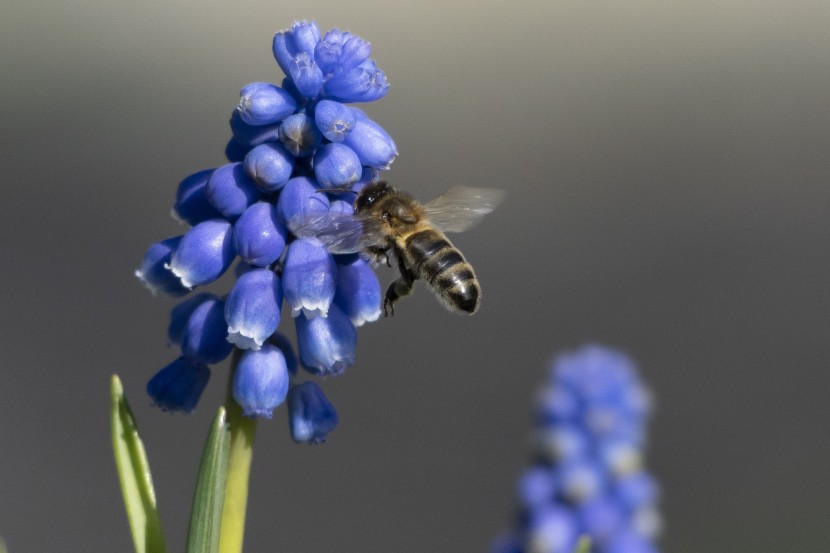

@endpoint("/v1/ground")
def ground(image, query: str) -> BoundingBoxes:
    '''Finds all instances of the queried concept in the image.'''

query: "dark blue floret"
[173,169,223,226]
[287,381,339,443]
[147,357,211,413]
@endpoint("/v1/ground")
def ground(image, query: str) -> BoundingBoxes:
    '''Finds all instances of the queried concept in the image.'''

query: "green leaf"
[186,407,231,553]
[110,375,168,553]
[574,535,592,553]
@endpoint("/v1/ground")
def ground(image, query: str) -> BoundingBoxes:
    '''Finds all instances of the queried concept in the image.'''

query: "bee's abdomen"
[405,230,480,314]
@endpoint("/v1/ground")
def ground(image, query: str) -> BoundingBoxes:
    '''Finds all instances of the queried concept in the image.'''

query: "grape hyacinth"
[135,20,394,443]
[491,345,661,553]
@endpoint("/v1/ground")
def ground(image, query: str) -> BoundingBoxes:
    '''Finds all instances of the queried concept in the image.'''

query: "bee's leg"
[365,245,393,268]
[383,258,416,316]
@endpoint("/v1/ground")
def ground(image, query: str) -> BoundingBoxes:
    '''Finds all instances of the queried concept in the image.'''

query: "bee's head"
[354,180,393,212]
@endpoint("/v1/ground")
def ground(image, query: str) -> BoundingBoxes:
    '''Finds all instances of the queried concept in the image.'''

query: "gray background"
[1,1,828,552]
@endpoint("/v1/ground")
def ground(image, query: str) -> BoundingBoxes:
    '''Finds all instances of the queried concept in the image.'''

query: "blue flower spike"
[287,381,339,443]
[138,21,394,425]
[492,346,662,553]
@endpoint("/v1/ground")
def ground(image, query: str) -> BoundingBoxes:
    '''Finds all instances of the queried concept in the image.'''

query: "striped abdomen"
[403,229,480,314]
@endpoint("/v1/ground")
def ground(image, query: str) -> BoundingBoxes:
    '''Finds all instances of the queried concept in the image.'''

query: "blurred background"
[1,1,828,551]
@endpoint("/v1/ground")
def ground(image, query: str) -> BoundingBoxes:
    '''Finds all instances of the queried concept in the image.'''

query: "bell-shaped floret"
[229,110,281,148]
[343,108,398,169]
[147,357,211,413]
[279,113,322,157]
[172,169,223,225]
[179,296,234,364]
[313,143,362,188]
[315,29,370,76]
[334,254,382,326]
[282,238,337,318]
[276,176,330,230]
[295,303,356,375]
[237,82,297,126]
[243,143,295,193]
[233,202,287,267]
[314,100,356,143]
[324,58,389,103]
[168,292,217,346]
[206,163,263,220]
[168,219,236,288]
[225,268,283,350]
[135,237,189,296]
[272,21,323,98]
[232,345,290,418]
[287,381,339,443]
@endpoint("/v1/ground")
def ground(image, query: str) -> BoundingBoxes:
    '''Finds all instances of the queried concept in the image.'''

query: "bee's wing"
[422,186,506,233]
[289,212,385,254]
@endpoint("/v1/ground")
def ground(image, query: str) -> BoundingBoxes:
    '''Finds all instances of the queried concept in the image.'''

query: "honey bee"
[291,181,505,316]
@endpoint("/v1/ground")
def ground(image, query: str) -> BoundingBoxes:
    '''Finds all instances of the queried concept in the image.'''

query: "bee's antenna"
[316,186,359,195]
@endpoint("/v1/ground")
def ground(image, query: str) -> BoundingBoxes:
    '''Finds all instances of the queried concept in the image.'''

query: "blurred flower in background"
[135,20,397,443]
[492,345,661,553]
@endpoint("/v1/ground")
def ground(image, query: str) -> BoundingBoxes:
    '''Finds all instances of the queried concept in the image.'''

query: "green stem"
[218,358,257,553]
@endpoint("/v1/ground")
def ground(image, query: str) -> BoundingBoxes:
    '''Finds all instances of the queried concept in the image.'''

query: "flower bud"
[172,169,223,225]
[168,292,217,346]
[559,458,605,503]
[243,142,295,193]
[334,254,381,326]
[180,296,234,364]
[225,268,283,350]
[276,176,330,229]
[287,381,339,443]
[282,238,337,318]
[314,100,356,143]
[273,21,323,98]
[279,113,322,157]
[206,163,263,220]
[295,303,356,375]
[135,237,189,296]
[168,219,236,288]
[343,108,398,169]
[526,507,579,553]
[233,202,287,267]
[225,137,250,163]
[237,82,297,126]
[229,110,281,148]
[233,345,290,418]
[518,467,557,510]
[324,58,389,103]
[313,143,362,187]
[315,29,371,76]
[147,357,211,413]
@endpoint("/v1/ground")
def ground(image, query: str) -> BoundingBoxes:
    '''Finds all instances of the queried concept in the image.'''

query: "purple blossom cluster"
[135,21,396,443]
[492,346,661,553]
